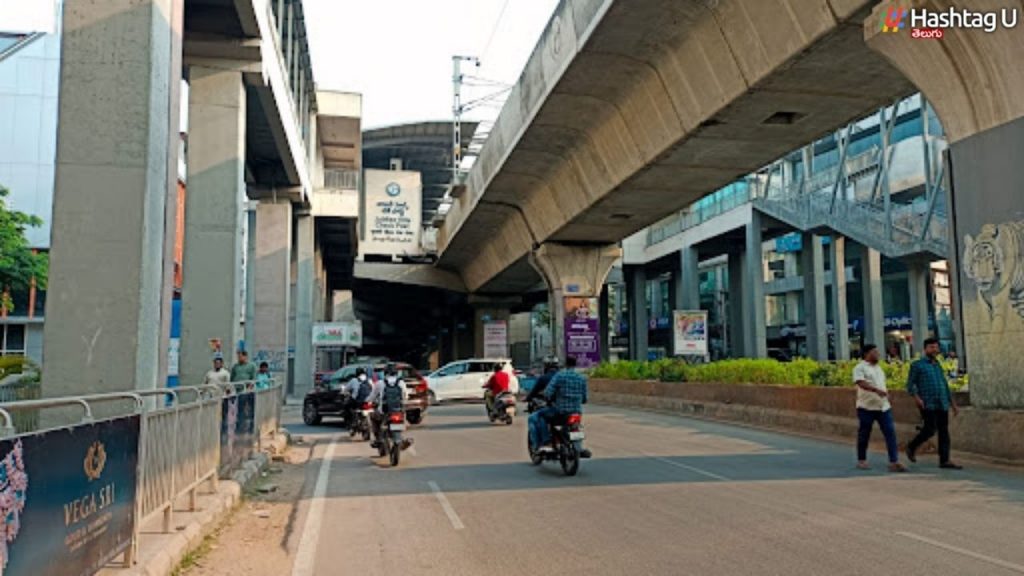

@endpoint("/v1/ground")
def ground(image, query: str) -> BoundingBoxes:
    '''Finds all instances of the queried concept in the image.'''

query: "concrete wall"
[590,379,1024,463]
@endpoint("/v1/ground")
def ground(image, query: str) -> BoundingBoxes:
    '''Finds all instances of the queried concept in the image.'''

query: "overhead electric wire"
[480,0,512,65]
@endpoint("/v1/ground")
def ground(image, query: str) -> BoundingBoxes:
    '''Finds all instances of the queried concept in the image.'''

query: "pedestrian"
[204,354,231,386]
[256,361,272,389]
[231,349,258,383]
[906,337,963,469]
[853,344,906,472]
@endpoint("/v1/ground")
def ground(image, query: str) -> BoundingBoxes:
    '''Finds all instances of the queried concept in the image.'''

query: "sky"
[303,0,560,130]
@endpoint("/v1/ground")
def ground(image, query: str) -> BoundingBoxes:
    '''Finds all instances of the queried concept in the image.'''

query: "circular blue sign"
[385,182,401,197]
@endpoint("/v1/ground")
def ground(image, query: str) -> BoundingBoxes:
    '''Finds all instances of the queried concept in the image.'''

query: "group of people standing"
[203,350,274,389]
[854,337,962,472]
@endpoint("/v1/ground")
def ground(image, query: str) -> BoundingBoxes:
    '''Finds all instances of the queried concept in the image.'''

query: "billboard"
[564,297,601,368]
[673,311,708,356]
[483,321,508,358]
[311,322,363,348]
[0,416,140,576]
[362,169,422,257]
[949,116,1024,408]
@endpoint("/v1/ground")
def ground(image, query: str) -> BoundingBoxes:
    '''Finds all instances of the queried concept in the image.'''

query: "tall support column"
[468,297,517,358]
[180,67,246,386]
[674,245,701,311]
[744,212,767,358]
[43,0,183,396]
[907,261,931,357]
[293,212,315,397]
[530,243,621,366]
[727,253,745,358]
[624,265,649,362]
[801,233,828,361]
[830,236,850,360]
[860,246,886,349]
[251,201,292,383]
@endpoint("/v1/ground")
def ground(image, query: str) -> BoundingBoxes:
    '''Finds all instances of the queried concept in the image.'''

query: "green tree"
[0,184,48,313]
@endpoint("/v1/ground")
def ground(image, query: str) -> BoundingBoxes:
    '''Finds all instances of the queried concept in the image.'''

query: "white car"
[426,359,519,404]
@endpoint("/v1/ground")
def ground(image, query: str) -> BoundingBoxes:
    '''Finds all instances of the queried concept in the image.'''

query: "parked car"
[302,361,430,426]
[425,359,519,404]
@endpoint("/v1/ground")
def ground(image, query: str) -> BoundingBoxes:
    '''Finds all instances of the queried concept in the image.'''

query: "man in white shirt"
[854,344,906,472]
[204,354,231,386]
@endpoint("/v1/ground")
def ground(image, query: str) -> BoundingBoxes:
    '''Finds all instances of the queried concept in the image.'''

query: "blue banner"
[219,393,256,476]
[0,416,140,576]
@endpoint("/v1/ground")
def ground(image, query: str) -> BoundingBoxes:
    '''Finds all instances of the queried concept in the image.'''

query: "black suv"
[302,361,430,426]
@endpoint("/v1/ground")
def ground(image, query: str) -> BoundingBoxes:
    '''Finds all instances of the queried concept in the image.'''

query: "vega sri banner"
[219,392,256,476]
[0,416,140,576]
[564,297,601,368]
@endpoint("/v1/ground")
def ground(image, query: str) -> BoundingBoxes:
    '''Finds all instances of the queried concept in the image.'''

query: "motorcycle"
[487,391,517,425]
[527,398,586,476]
[378,411,412,467]
[349,402,373,442]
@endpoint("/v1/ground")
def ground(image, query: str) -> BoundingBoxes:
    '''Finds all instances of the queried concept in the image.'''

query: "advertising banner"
[483,321,508,358]
[0,416,140,576]
[219,393,256,475]
[564,297,601,368]
[361,169,423,257]
[673,310,708,356]
[311,322,363,348]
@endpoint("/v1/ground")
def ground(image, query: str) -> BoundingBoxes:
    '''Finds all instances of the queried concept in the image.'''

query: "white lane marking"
[897,532,1024,574]
[644,452,730,482]
[291,438,339,576]
[428,481,465,530]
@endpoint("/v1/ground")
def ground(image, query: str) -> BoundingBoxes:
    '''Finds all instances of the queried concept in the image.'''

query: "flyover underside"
[440,0,916,293]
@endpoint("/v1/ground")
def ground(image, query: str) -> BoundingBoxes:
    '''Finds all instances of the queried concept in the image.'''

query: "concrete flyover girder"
[438,0,917,294]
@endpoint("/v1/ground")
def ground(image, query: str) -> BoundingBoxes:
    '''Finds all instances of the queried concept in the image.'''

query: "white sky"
[303,0,559,129]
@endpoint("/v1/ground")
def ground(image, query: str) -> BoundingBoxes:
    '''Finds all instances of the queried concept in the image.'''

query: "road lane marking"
[428,481,465,530]
[897,532,1024,573]
[292,438,339,576]
[644,453,730,481]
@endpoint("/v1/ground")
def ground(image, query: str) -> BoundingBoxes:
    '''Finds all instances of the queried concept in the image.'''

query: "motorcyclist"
[530,356,591,458]
[525,358,559,404]
[483,362,510,416]
[369,365,405,449]
[342,368,368,422]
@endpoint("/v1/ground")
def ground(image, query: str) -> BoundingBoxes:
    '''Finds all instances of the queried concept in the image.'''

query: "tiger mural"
[963,221,1024,322]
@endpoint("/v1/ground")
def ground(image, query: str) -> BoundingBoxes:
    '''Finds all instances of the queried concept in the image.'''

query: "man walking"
[854,344,906,472]
[231,350,258,383]
[906,337,962,469]
[204,354,231,385]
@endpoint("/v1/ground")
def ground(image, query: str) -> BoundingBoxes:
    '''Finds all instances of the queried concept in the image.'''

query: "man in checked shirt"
[906,337,963,469]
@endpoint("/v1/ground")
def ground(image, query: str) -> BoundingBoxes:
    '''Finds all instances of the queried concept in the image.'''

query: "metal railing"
[0,379,283,568]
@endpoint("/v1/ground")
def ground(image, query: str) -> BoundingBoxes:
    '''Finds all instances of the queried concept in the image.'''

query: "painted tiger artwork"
[963,221,1024,322]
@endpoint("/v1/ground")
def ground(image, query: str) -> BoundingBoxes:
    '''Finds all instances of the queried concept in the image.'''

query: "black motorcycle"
[378,410,411,467]
[487,391,517,425]
[526,398,586,476]
[349,402,373,442]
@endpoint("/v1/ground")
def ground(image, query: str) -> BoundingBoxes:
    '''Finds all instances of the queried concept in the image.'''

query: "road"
[284,403,1024,576]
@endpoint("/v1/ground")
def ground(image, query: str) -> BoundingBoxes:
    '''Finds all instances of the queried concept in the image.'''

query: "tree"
[0,185,48,313]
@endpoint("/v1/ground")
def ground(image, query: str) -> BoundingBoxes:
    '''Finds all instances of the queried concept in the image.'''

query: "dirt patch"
[177,444,311,576]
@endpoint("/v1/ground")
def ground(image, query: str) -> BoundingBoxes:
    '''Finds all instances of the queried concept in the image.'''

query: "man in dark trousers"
[906,337,962,469]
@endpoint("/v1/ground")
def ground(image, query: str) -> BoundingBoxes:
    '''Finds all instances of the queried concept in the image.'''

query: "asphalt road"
[285,403,1024,576]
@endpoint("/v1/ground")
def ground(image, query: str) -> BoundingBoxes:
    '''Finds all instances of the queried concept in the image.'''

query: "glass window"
[0,324,26,356]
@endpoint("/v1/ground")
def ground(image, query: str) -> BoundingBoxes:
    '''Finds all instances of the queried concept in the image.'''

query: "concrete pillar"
[907,261,931,357]
[830,236,850,360]
[727,253,745,358]
[470,301,514,359]
[244,205,257,350]
[250,201,292,383]
[674,245,701,311]
[860,246,886,350]
[529,243,621,366]
[179,67,246,386]
[743,213,767,358]
[42,0,182,397]
[625,265,649,362]
[293,212,315,397]
[783,253,801,325]
[801,233,828,362]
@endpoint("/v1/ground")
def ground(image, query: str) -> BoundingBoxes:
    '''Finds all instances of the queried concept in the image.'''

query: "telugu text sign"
[564,297,601,368]
[362,170,423,257]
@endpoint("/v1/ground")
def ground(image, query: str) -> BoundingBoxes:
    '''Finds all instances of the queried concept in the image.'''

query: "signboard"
[311,322,362,348]
[483,321,508,358]
[564,297,601,368]
[361,169,423,257]
[0,416,140,576]
[673,310,708,356]
[219,393,256,475]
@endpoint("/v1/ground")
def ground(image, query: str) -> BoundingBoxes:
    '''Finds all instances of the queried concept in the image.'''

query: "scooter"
[487,391,517,425]
[527,398,586,476]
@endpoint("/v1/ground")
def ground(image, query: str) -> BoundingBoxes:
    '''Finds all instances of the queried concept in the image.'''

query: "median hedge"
[588,357,967,391]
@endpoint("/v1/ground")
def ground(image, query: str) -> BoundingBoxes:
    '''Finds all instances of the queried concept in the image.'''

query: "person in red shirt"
[483,363,510,415]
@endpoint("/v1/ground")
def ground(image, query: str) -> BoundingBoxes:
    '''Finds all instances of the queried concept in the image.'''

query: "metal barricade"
[253,380,282,441]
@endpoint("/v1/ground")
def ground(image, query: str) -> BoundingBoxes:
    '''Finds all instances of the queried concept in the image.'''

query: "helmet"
[384,363,398,376]
[543,357,560,372]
